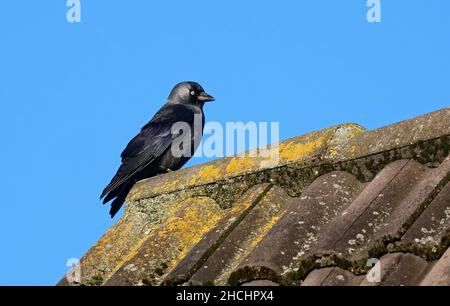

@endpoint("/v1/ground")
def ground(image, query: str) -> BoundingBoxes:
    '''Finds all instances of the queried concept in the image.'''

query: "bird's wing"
[100,104,195,200]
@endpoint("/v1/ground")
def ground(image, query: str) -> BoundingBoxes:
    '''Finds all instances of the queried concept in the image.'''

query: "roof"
[58,107,450,286]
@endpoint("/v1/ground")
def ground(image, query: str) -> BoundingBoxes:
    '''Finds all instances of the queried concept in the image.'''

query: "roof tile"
[190,185,294,285]
[421,247,450,285]
[302,267,364,286]
[163,183,272,285]
[228,171,363,284]
[360,253,429,286]
[105,197,223,285]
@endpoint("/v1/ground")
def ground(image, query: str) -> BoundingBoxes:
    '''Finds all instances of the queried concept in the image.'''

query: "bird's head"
[167,81,215,106]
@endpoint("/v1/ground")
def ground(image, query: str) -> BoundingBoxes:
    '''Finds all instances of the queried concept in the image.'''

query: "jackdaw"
[100,81,215,217]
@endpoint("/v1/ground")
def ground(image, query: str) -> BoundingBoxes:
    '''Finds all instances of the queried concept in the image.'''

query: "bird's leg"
[166,168,173,173]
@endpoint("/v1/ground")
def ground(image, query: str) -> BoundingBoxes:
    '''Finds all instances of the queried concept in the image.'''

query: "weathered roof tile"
[302,267,364,286]
[163,183,272,285]
[361,253,429,286]
[190,185,294,286]
[421,247,450,285]
[315,160,428,262]
[228,171,363,284]
[393,164,450,259]
[105,197,223,285]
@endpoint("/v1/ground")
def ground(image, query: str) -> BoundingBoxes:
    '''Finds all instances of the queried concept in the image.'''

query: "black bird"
[101,81,215,217]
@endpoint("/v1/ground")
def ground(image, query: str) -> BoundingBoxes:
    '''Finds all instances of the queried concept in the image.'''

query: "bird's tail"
[108,182,134,218]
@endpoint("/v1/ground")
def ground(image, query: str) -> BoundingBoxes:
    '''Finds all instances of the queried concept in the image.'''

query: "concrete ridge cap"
[127,106,450,203]
[327,107,450,162]
[127,123,364,202]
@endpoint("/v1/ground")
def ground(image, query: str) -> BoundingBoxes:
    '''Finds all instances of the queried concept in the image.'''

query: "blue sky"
[0,1,449,285]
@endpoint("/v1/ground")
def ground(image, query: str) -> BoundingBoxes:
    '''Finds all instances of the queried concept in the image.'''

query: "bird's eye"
[190,90,196,96]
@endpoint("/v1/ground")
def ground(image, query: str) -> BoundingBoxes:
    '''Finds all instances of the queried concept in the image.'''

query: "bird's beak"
[197,91,215,102]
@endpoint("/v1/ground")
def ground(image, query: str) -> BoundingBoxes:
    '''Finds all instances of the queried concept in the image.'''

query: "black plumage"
[101,82,214,217]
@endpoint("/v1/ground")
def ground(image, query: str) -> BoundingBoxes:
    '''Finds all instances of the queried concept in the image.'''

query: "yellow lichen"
[279,135,325,162]
[188,165,222,185]
[151,197,223,269]
[247,215,283,251]
[225,157,255,174]
[81,195,196,282]
[158,177,182,193]
[81,213,148,280]
[227,185,270,216]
